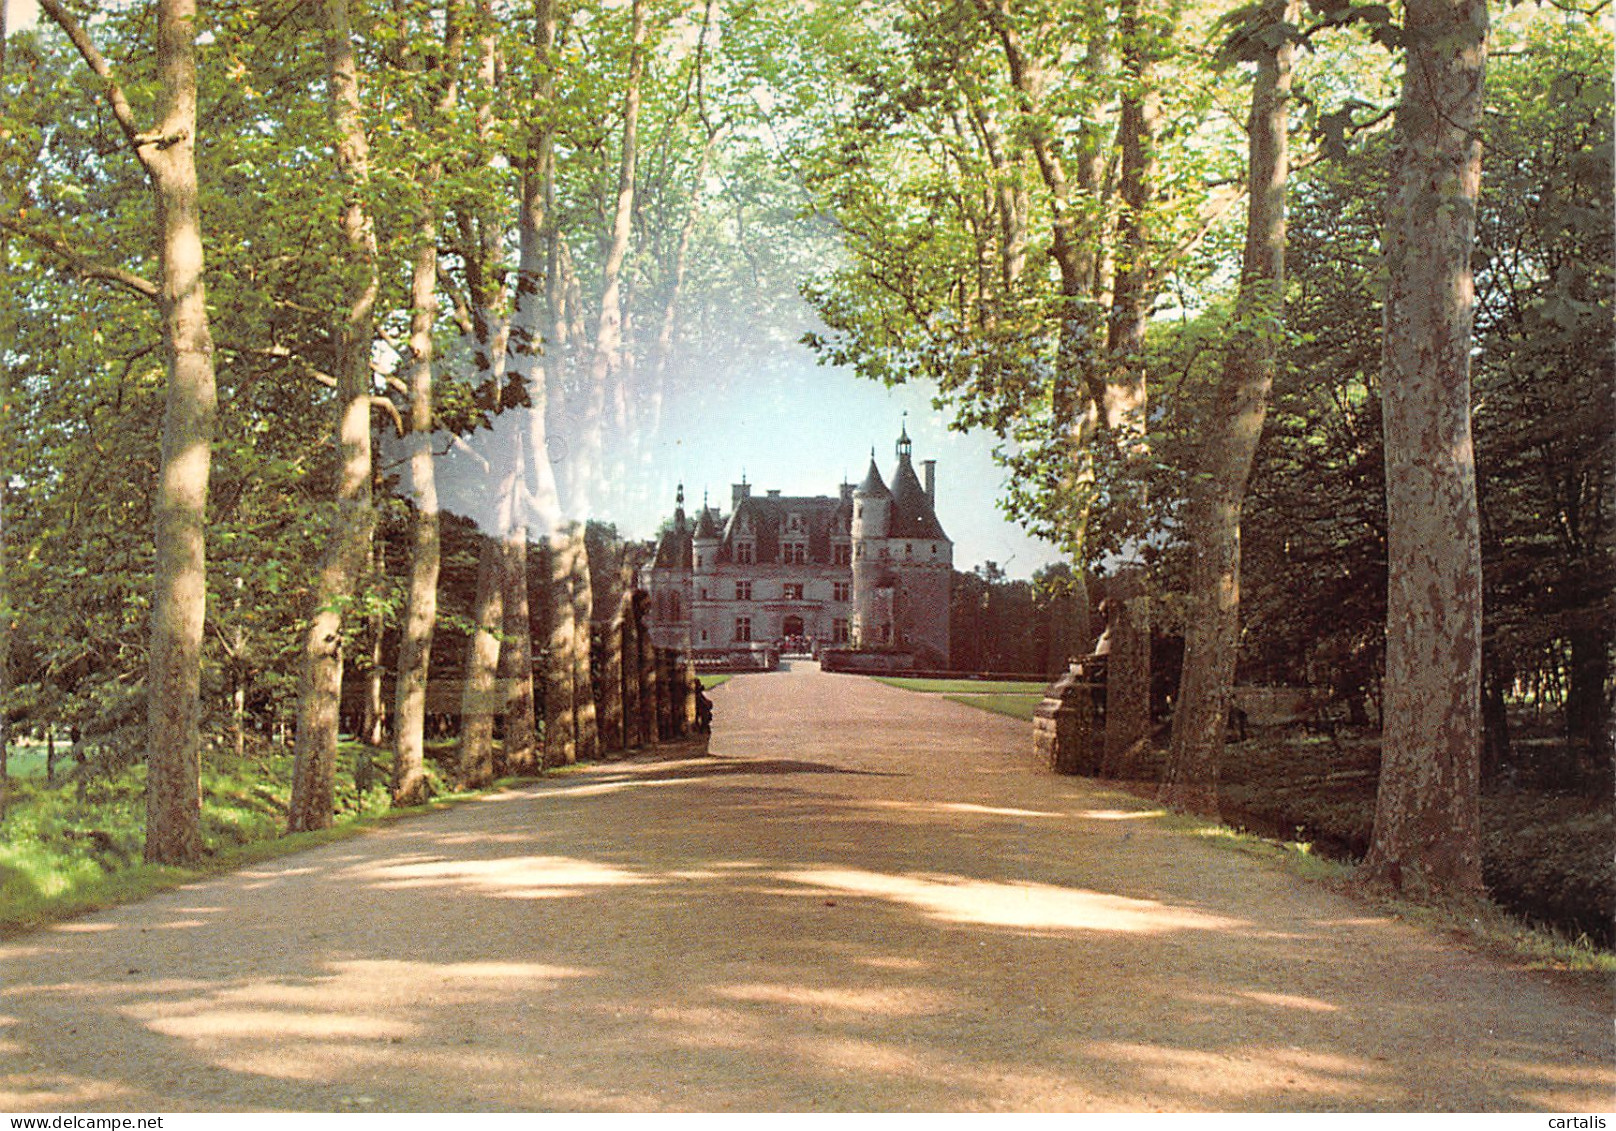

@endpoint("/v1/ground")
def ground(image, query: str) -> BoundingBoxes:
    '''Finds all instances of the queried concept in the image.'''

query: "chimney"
[732,482,750,507]
[767,489,781,499]
[922,460,936,507]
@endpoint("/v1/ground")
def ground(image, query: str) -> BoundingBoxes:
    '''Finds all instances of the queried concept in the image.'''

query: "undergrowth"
[0,739,465,935]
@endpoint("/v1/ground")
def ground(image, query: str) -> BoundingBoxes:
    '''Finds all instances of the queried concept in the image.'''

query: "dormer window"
[787,513,805,533]
[735,542,754,565]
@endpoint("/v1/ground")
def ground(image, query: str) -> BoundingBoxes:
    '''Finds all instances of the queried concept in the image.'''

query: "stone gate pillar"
[1034,664,1097,775]
[1101,565,1151,779]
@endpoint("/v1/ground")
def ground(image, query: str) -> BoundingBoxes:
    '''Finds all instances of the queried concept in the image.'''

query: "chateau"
[643,425,953,668]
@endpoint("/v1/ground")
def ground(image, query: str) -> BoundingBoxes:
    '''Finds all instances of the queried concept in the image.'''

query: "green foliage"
[1481,794,1613,946]
[0,739,407,932]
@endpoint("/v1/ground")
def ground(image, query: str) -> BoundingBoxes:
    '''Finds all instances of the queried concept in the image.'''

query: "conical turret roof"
[855,451,891,497]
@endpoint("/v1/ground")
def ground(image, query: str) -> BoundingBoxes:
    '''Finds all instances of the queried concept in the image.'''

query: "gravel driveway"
[1,661,1609,1112]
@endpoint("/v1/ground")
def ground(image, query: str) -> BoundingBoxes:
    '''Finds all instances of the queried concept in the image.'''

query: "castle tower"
[851,448,894,648]
[648,483,694,649]
[691,493,722,650]
[886,424,952,666]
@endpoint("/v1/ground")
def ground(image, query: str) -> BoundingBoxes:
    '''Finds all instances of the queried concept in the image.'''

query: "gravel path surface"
[2,661,1610,1112]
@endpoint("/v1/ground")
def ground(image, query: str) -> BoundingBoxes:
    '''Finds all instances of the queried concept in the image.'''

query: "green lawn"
[942,693,1043,721]
[699,674,731,690]
[4,744,52,781]
[872,677,1049,695]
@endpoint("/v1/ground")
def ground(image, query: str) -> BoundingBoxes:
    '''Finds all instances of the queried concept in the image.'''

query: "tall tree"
[288,0,381,832]
[1363,0,1488,896]
[1161,0,1297,815]
[39,0,218,863]
[393,0,463,806]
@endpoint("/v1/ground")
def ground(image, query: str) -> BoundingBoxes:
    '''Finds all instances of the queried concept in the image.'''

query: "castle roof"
[889,451,948,541]
[694,505,721,540]
[719,492,847,565]
[652,489,692,569]
[855,454,891,498]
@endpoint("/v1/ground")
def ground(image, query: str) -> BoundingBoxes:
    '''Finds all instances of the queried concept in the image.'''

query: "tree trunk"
[544,526,579,767]
[1363,0,1488,898]
[501,525,537,773]
[1098,567,1149,778]
[458,534,505,788]
[576,0,646,512]
[1161,0,1294,816]
[1104,0,1155,457]
[1480,648,1512,786]
[289,0,379,833]
[391,34,451,803]
[1564,626,1609,775]
[571,527,599,762]
[38,0,222,863]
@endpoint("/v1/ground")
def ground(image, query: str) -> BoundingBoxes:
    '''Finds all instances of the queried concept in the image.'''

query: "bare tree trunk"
[501,519,537,772]
[361,538,385,748]
[1363,0,1488,898]
[289,0,379,833]
[458,533,505,788]
[576,0,646,510]
[571,526,599,761]
[39,1,219,861]
[1161,0,1295,816]
[391,22,453,803]
[1105,0,1155,456]
[544,526,579,767]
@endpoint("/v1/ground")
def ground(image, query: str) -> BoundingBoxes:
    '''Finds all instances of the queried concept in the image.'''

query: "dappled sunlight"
[49,922,120,934]
[118,959,593,1086]
[1076,808,1167,821]
[779,867,1243,934]
[148,1009,418,1041]
[1077,1040,1374,1106]
[1239,990,1340,1013]
[347,854,654,899]
[714,982,953,1017]
[0,1072,137,1112]
[857,799,1063,819]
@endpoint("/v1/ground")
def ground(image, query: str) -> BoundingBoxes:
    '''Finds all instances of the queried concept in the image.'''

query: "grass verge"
[874,677,1048,695]
[942,692,1043,721]
[0,741,504,938]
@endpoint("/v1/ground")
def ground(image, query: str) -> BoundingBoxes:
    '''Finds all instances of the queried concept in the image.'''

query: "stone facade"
[643,426,953,667]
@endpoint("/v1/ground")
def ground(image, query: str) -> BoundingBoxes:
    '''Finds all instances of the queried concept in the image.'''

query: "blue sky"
[604,351,1066,578]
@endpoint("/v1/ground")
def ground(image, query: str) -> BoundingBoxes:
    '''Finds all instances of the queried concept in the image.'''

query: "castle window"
[701,629,709,642]
[905,543,912,556]
[696,554,703,568]
[782,541,807,564]
[787,513,805,533]
[669,593,681,620]
[735,580,752,601]
[783,583,803,601]
[833,581,850,602]
[700,588,708,600]
[833,544,850,566]
[735,617,752,643]
[833,618,849,643]
[735,542,753,565]
[931,544,938,556]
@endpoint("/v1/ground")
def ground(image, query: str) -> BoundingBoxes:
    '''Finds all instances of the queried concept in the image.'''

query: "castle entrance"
[782,615,805,638]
